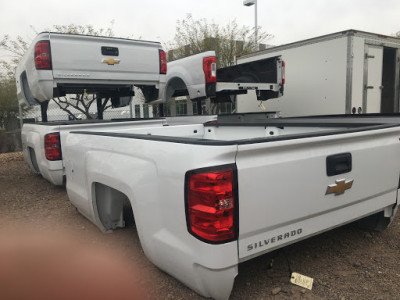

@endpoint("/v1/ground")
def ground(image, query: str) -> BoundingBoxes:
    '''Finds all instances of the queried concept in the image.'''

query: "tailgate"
[49,33,161,82]
[236,127,400,260]
[216,56,283,101]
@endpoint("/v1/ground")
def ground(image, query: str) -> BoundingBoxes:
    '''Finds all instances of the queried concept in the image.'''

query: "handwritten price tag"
[290,272,314,290]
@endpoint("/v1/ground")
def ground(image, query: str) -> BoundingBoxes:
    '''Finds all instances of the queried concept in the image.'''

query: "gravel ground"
[0,152,399,299]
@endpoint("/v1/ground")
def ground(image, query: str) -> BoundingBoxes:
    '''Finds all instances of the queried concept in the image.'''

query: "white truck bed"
[63,114,400,299]
[16,32,166,106]
[160,51,284,103]
[21,118,166,185]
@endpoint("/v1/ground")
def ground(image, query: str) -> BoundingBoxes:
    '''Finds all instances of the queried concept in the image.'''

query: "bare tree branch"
[52,98,79,119]
[100,98,110,112]
[54,95,97,119]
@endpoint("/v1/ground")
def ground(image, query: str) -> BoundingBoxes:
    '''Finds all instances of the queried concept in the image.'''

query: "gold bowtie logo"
[326,179,354,196]
[102,58,120,65]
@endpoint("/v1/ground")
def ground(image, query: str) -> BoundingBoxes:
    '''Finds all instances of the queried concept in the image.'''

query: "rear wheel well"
[165,77,189,100]
[94,183,134,230]
[20,72,39,106]
[28,147,40,174]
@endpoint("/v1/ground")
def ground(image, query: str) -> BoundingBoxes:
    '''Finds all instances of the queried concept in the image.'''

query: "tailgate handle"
[101,46,119,56]
[326,153,352,176]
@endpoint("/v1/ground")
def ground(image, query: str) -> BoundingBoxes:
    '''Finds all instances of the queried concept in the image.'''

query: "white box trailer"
[236,29,400,116]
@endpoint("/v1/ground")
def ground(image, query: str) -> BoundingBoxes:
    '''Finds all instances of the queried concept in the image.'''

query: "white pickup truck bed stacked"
[16,32,166,107]
[16,32,169,185]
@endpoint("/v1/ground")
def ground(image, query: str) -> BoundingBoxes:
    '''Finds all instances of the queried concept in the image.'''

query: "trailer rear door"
[364,45,383,113]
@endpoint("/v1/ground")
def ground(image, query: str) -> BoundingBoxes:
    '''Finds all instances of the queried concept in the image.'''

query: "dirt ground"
[0,152,399,300]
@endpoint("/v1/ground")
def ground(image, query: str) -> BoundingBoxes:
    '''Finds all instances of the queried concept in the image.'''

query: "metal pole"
[129,97,133,118]
[196,101,203,115]
[40,101,49,122]
[254,0,258,50]
[159,104,165,117]
[96,97,103,120]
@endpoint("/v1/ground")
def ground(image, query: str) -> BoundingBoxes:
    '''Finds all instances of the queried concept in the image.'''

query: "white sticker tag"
[290,272,314,290]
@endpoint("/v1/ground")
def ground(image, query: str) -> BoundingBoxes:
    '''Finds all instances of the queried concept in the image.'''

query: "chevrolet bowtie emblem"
[326,179,354,196]
[102,58,120,65]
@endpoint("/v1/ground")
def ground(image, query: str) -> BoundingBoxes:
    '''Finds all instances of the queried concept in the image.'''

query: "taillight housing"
[203,56,216,83]
[159,49,167,74]
[44,133,62,161]
[185,165,238,244]
[35,41,52,70]
[281,60,285,85]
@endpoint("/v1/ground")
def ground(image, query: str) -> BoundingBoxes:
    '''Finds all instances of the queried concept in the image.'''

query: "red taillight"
[35,41,51,70]
[203,56,216,83]
[44,133,61,161]
[159,49,167,74]
[186,166,237,243]
[282,60,285,85]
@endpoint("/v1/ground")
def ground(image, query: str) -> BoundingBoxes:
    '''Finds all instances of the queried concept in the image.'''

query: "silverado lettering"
[247,229,303,251]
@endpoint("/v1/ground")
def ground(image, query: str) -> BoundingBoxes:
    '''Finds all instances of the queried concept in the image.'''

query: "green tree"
[0,76,19,129]
[167,14,272,68]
